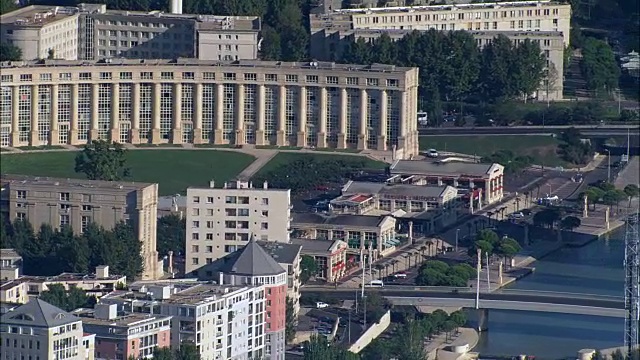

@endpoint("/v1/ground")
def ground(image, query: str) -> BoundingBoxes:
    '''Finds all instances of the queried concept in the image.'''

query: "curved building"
[0,58,420,158]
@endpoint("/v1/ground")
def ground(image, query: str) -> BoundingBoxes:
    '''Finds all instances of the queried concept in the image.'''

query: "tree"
[0,0,18,15]
[39,284,94,312]
[303,335,336,360]
[580,37,620,95]
[47,48,55,59]
[175,342,200,360]
[396,320,428,360]
[285,297,297,344]
[497,237,522,266]
[559,128,594,165]
[0,42,21,61]
[611,349,625,360]
[75,140,131,181]
[560,216,582,232]
[624,184,640,199]
[533,208,562,229]
[157,214,186,256]
[591,350,605,360]
[152,348,174,360]
[300,255,318,284]
[512,39,546,101]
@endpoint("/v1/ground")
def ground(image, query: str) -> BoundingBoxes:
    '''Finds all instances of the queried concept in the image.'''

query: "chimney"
[263,181,268,189]
[94,303,117,320]
[209,180,215,188]
[96,265,109,279]
[170,0,182,14]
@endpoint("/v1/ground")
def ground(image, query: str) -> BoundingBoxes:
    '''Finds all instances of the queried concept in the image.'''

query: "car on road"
[426,149,439,158]
[316,302,329,309]
[508,212,525,220]
[393,271,407,278]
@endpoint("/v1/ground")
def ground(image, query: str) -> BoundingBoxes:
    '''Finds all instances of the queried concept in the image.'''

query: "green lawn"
[255,152,387,176]
[0,150,256,195]
[419,135,568,167]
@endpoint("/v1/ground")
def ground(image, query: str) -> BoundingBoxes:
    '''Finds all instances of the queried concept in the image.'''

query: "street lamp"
[455,228,460,252]
[605,149,611,183]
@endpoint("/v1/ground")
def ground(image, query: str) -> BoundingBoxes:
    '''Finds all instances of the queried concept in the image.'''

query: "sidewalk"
[425,327,479,360]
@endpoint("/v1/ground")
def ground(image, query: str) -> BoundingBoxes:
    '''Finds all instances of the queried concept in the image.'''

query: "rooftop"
[1,174,153,192]
[75,311,170,328]
[216,237,286,276]
[332,0,567,14]
[0,299,80,328]
[187,180,291,192]
[291,212,385,228]
[389,160,502,178]
[290,238,347,254]
[0,58,414,75]
[103,283,254,305]
[0,248,21,259]
[257,241,302,265]
[342,181,451,199]
[1,5,78,28]
[345,28,564,39]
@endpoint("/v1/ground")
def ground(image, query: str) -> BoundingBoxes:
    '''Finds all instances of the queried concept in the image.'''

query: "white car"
[426,149,439,158]
[393,272,407,278]
[316,302,329,309]
[509,212,525,219]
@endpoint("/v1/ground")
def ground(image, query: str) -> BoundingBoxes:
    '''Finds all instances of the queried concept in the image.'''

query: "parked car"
[393,271,408,278]
[509,212,525,220]
[426,149,439,158]
[316,302,329,309]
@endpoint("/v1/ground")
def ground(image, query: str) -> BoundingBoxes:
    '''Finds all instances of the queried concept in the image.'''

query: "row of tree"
[341,31,547,114]
[582,182,640,211]
[482,150,534,174]
[580,37,621,95]
[0,219,143,279]
[558,128,595,165]
[415,260,475,287]
[467,229,522,266]
[252,157,374,193]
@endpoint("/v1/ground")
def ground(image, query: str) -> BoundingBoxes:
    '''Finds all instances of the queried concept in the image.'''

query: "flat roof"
[1,58,413,75]
[291,212,385,228]
[1,5,78,27]
[76,311,171,327]
[257,241,302,265]
[333,0,567,14]
[162,284,254,305]
[389,160,501,178]
[342,181,451,199]
[1,174,153,192]
[347,28,564,39]
[94,10,260,31]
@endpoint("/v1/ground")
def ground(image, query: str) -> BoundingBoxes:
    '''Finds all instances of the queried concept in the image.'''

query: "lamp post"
[455,228,460,252]
[605,149,611,183]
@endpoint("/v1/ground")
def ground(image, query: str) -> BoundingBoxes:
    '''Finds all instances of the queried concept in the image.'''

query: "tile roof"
[0,299,79,328]
[216,236,285,276]
[257,241,302,265]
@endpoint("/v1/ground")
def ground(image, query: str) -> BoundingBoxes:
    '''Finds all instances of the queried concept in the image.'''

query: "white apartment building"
[100,282,267,360]
[0,299,90,360]
[310,1,572,46]
[185,180,292,274]
[1,6,80,60]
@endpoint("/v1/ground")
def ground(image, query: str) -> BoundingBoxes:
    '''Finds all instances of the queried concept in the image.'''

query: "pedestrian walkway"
[236,150,278,179]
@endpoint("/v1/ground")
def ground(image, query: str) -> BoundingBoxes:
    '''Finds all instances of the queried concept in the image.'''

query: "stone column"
[50,84,59,145]
[214,84,224,144]
[151,83,162,144]
[583,196,589,218]
[297,86,307,147]
[172,83,182,144]
[276,85,286,146]
[193,83,203,144]
[357,89,368,150]
[397,91,407,157]
[317,87,327,148]
[11,86,20,146]
[70,84,79,145]
[29,85,39,146]
[338,88,347,149]
[130,83,140,144]
[90,83,99,141]
[235,83,245,145]
[255,84,266,145]
[484,179,491,205]
[378,90,388,151]
[605,207,610,230]
[110,83,120,142]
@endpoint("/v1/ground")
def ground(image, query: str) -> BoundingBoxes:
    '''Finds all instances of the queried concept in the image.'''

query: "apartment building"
[198,239,289,360]
[310,1,571,45]
[0,299,91,360]
[258,241,302,318]
[0,175,161,280]
[291,213,397,261]
[1,4,260,61]
[185,180,291,273]
[290,238,349,281]
[0,58,420,158]
[0,265,127,305]
[0,248,23,281]
[74,304,171,359]
[0,6,80,60]
[99,282,268,360]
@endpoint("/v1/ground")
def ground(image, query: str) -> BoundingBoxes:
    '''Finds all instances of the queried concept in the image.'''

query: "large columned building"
[0,58,420,158]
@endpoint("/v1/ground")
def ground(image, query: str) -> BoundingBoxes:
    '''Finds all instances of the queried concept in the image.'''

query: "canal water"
[473,228,627,359]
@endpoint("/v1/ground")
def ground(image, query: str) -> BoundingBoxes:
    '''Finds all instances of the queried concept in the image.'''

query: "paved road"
[301,288,624,310]
[418,125,640,137]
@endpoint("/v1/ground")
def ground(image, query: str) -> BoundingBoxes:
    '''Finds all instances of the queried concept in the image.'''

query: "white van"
[417,111,428,125]
[366,280,384,288]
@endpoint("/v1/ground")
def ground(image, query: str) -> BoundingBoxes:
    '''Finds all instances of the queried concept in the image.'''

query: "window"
[81,216,91,232]
[79,72,91,80]
[203,72,215,80]
[207,209,214,216]
[261,210,269,217]
[193,196,200,203]
[82,205,92,211]
[16,212,26,220]
[206,197,214,204]
[99,72,112,80]
[265,74,277,82]
[206,246,213,253]
[60,215,70,227]
[326,76,338,84]
[161,72,174,79]
[16,190,26,199]
[238,209,249,216]
[223,73,236,80]
[346,77,358,85]
[120,72,133,80]
[141,72,153,80]
[192,221,200,228]
[182,72,195,79]
[39,73,52,81]
[261,222,268,230]
[20,74,32,82]
[285,74,298,82]
[225,196,237,204]
[206,221,214,228]
[306,75,318,83]
[192,245,199,253]
[60,192,70,201]
[366,78,379,86]
[192,233,199,240]
[206,233,213,240]
[192,258,199,265]
[244,73,257,81]
[386,79,398,87]
[261,198,269,205]
[192,208,200,216]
